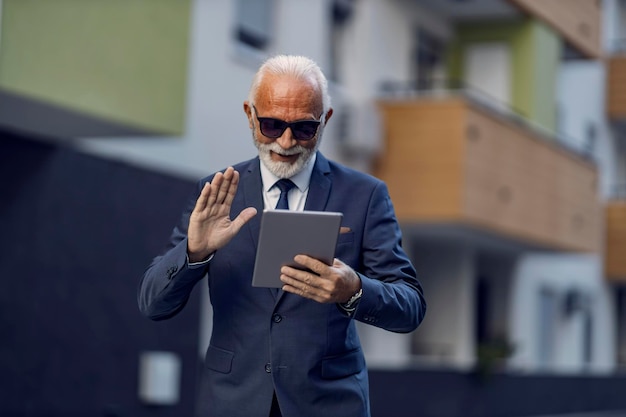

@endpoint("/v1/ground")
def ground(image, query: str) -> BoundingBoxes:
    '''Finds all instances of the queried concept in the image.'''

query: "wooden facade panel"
[376,96,601,252]
[464,105,600,251]
[374,99,467,220]
[508,0,601,59]
[606,202,626,281]
[607,56,626,120]
[464,109,561,246]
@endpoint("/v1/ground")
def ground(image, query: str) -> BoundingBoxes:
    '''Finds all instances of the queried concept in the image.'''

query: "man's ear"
[243,101,253,129]
[323,108,334,125]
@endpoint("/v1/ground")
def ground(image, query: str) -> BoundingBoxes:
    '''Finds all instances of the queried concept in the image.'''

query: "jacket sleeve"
[351,181,427,333]
[137,180,208,321]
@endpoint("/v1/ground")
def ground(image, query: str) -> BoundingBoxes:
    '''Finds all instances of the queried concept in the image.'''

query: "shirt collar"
[260,152,317,192]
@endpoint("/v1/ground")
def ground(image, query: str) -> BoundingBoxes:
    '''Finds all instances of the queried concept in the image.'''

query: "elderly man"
[138,55,426,417]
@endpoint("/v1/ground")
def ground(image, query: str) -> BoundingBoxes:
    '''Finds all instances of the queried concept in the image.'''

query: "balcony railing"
[373,83,602,252]
[379,80,596,164]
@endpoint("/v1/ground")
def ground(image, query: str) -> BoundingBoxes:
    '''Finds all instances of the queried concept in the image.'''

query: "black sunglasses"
[253,105,321,140]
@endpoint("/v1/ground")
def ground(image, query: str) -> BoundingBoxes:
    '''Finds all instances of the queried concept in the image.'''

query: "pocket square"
[340,227,351,234]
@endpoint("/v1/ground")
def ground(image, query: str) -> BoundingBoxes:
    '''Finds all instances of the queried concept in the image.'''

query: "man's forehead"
[258,74,321,100]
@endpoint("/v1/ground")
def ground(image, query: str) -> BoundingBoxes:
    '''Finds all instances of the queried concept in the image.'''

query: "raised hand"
[187,167,257,262]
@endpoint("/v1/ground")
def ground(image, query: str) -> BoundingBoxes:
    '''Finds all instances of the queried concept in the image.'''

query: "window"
[234,0,274,50]
[582,311,593,365]
[329,0,354,82]
[413,28,446,90]
[584,121,597,159]
[537,288,558,368]
[617,288,626,366]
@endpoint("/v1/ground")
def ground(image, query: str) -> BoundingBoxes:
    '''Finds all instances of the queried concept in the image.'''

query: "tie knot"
[274,179,296,210]
[274,179,296,194]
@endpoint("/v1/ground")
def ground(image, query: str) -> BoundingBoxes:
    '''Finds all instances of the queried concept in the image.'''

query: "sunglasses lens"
[259,118,287,138]
[256,111,320,140]
[292,121,320,140]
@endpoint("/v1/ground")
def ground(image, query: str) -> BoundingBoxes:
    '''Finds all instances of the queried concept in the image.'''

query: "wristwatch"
[341,288,363,311]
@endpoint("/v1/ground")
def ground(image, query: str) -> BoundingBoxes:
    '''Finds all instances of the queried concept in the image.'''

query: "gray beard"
[253,130,321,178]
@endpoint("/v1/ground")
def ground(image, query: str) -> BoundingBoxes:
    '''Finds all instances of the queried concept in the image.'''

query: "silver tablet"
[252,210,343,288]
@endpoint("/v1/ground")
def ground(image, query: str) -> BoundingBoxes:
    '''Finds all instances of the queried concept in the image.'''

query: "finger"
[294,254,329,277]
[230,207,257,231]
[223,170,240,207]
[215,167,234,205]
[281,266,324,290]
[207,172,224,208]
[332,258,346,267]
[193,182,212,213]
[280,265,309,284]
[281,275,321,298]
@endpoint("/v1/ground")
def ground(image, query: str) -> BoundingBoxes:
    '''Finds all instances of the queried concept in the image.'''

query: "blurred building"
[2,0,626,416]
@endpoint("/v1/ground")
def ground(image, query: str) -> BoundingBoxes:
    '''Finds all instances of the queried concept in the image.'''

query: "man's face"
[244,74,329,178]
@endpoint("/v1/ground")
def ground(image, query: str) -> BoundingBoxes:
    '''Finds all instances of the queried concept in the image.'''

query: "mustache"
[258,141,307,156]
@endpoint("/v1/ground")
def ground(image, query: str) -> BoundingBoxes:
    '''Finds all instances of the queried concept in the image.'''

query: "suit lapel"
[241,158,264,248]
[304,152,332,212]
[240,158,281,301]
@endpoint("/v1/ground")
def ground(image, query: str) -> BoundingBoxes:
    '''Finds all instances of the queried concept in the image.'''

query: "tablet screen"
[251,210,343,288]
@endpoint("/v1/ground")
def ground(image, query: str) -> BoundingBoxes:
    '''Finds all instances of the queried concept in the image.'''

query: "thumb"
[333,258,346,268]
[231,207,257,231]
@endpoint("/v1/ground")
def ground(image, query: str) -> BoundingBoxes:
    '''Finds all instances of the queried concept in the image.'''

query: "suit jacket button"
[265,363,272,373]
[166,265,179,279]
[272,314,282,323]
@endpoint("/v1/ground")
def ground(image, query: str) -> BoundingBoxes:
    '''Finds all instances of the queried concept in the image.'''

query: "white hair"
[247,55,331,114]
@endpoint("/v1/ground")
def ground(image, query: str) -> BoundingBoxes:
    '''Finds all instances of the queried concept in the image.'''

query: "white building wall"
[557,61,617,200]
[384,242,477,370]
[509,254,614,373]
[77,0,333,180]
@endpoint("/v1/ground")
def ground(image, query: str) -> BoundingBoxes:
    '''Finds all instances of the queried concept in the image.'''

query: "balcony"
[606,197,626,282]
[607,53,626,123]
[374,93,602,252]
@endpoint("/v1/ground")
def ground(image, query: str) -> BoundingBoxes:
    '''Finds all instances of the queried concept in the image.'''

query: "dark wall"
[0,130,201,417]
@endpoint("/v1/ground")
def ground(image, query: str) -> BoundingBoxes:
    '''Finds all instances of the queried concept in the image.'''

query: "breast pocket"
[336,231,354,246]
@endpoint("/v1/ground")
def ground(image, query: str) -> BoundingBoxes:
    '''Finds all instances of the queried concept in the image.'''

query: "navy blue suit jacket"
[138,152,426,417]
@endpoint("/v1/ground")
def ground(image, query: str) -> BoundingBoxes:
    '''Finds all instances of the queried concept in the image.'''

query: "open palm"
[187,167,257,262]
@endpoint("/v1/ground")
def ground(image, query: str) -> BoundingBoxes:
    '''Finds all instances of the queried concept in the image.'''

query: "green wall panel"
[530,22,560,133]
[447,18,560,133]
[0,0,191,135]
